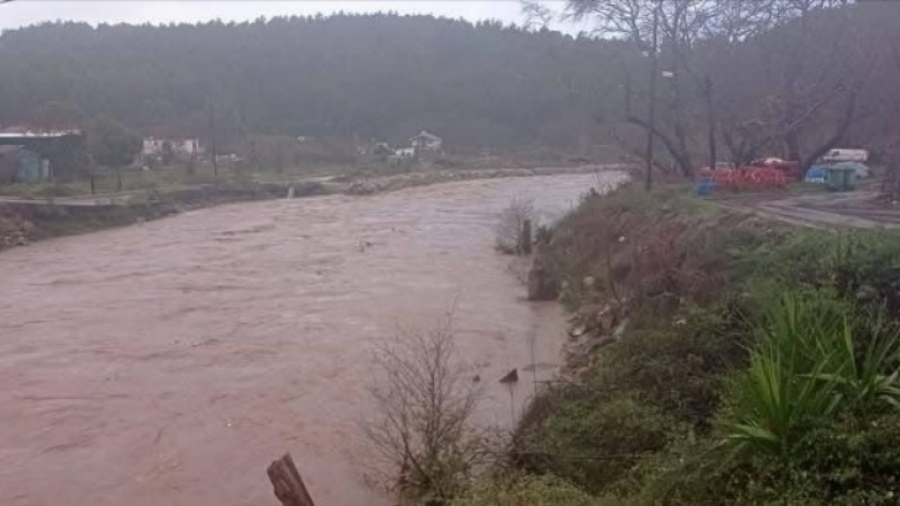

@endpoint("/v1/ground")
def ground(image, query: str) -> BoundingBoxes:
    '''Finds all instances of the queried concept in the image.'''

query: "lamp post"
[644,0,660,192]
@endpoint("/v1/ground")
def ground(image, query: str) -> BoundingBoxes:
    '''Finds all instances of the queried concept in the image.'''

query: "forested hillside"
[0,15,635,152]
[3,2,900,171]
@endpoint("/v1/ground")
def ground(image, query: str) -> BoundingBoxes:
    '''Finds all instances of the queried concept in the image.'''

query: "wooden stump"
[267,453,316,506]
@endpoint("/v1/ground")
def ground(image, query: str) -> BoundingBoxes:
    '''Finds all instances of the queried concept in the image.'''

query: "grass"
[451,474,598,506]
[0,159,499,198]
[0,161,361,198]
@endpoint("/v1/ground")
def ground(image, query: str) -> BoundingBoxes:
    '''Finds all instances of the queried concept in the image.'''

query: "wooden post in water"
[520,219,532,255]
[267,453,316,506]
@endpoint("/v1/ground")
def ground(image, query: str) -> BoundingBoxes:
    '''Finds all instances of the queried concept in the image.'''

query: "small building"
[0,146,43,183]
[0,129,85,181]
[409,130,442,154]
[142,137,203,159]
[394,147,415,158]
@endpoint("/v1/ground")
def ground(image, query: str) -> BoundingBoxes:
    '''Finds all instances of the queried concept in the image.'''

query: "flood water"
[0,172,619,506]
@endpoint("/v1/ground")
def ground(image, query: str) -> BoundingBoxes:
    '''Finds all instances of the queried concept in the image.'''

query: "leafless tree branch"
[363,315,495,504]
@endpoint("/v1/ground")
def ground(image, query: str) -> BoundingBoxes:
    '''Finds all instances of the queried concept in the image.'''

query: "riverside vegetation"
[435,183,900,505]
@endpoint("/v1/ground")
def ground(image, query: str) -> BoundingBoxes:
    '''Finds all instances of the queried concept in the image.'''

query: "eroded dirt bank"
[0,173,619,506]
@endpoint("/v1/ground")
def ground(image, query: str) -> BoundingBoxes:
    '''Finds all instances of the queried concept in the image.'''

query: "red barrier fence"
[696,166,788,192]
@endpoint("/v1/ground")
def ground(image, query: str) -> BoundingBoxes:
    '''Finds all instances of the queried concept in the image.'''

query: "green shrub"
[515,390,676,494]
[730,229,900,311]
[682,414,900,506]
[452,474,598,506]
[832,232,900,313]
[728,228,837,289]
[591,304,748,428]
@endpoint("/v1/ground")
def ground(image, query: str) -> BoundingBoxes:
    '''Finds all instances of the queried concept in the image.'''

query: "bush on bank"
[472,183,900,506]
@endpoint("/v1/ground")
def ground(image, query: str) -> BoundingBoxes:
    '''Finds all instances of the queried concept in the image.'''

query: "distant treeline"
[0,14,633,153]
[4,4,900,170]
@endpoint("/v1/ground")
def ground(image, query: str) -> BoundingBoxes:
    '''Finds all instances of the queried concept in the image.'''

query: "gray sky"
[0,1,587,34]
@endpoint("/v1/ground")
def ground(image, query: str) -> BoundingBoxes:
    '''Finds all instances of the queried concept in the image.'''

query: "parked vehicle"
[824,164,857,191]
[822,148,868,163]
[749,158,803,180]
[697,162,735,172]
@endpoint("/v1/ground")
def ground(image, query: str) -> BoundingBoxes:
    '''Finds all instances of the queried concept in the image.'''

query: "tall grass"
[720,290,900,457]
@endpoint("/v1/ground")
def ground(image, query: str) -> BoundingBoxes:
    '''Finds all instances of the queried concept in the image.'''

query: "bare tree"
[364,317,492,505]
[520,0,555,31]
[569,0,721,176]
[565,0,870,173]
[495,197,536,256]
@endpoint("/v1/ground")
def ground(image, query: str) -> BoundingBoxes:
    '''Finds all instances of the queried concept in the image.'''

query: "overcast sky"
[0,1,587,34]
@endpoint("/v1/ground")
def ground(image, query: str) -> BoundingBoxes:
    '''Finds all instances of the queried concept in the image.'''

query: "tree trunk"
[800,92,859,170]
[705,75,717,169]
[627,114,693,177]
[644,2,660,191]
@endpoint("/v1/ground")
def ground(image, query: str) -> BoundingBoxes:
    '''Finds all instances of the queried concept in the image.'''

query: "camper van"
[822,149,868,163]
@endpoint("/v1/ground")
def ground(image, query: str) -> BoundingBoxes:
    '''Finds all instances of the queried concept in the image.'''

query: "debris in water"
[499,368,518,384]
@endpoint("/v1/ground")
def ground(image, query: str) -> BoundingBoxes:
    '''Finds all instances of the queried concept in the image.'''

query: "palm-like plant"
[720,290,900,457]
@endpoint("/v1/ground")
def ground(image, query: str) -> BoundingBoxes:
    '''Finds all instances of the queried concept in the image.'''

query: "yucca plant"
[720,319,842,457]
[719,290,900,458]
[819,310,900,411]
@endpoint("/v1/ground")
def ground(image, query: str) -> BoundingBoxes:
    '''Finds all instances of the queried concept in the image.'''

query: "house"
[142,137,203,159]
[0,146,43,183]
[409,130,442,154]
[0,129,85,181]
[394,147,415,158]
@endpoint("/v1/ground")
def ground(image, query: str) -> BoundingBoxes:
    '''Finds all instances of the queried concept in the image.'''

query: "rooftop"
[410,130,441,141]
[0,129,81,139]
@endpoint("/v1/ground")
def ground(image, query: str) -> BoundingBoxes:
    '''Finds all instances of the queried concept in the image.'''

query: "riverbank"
[0,165,622,253]
[453,183,900,505]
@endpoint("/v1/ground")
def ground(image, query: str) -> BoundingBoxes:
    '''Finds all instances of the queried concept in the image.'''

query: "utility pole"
[208,100,218,179]
[705,75,717,172]
[644,0,660,192]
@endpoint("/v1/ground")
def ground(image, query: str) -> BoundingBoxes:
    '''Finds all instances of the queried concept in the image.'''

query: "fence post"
[267,453,316,506]
[520,219,532,255]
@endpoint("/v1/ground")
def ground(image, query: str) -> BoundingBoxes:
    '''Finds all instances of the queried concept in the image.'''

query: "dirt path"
[721,190,900,231]
[0,173,620,506]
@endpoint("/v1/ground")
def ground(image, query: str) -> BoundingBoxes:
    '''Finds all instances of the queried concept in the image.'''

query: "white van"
[822,149,868,163]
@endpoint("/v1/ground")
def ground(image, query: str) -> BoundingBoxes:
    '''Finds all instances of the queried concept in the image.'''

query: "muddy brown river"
[0,173,619,506]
